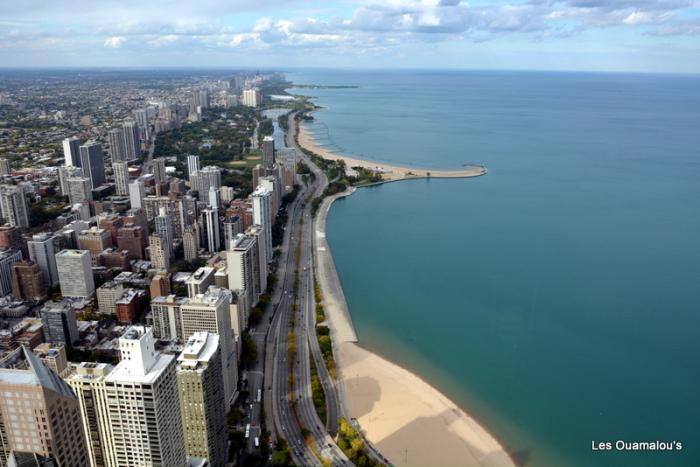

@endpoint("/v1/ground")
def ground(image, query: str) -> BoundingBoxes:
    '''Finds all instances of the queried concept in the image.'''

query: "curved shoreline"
[299,116,488,182]
[306,123,516,467]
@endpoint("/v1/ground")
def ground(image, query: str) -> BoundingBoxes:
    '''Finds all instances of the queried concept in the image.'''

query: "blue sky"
[1,0,699,73]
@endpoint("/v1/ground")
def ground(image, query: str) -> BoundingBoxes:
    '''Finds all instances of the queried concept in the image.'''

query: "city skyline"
[0,0,699,73]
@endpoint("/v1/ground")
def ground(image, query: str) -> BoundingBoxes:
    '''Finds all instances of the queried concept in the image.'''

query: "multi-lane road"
[236,111,349,466]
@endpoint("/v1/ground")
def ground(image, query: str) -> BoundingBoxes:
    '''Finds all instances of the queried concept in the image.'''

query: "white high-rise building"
[177,332,228,466]
[247,225,268,297]
[242,88,262,107]
[28,233,59,286]
[0,185,29,228]
[187,155,200,177]
[113,161,129,195]
[128,179,146,209]
[191,166,221,199]
[202,208,220,253]
[252,186,273,263]
[180,287,237,406]
[227,233,260,312]
[62,136,82,167]
[55,249,95,298]
[122,120,142,161]
[67,326,187,467]
[208,186,221,209]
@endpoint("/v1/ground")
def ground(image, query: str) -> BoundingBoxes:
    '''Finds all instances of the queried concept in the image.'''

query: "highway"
[263,112,350,466]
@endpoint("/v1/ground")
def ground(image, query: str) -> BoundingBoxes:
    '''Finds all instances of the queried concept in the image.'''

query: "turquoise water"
[288,70,700,467]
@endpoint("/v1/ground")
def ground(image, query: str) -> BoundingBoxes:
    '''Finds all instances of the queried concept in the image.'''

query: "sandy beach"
[314,187,516,466]
[299,122,487,181]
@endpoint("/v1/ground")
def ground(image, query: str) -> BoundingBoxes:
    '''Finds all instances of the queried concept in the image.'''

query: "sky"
[1,0,699,73]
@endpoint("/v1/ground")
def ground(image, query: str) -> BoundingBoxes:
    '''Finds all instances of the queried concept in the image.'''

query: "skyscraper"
[187,155,200,178]
[0,185,29,228]
[222,215,242,250]
[151,158,166,187]
[202,208,220,254]
[180,287,237,406]
[0,249,22,297]
[66,176,93,205]
[113,161,129,195]
[62,136,82,167]
[183,226,199,262]
[154,207,174,258]
[28,233,59,286]
[58,165,83,195]
[67,327,187,467]
[177,332,228,466]
[242,88,262,107]
[55,249,95,298]
[227,233,260,312]
[262,135,275,169]
[252,186,273,263]
[149,234,170,270]
[10,260,45,301]
[122,120,142,161]
[190,166,221,199]
[79,142,106,188]
[108,128,126,162]
[0,347,88,467]
[40,300,79,346]
[128,179,145,209]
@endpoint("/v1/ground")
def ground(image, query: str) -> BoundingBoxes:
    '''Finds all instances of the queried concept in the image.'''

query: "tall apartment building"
[222,216,242,250]
[150,271,171,298]
[143,196,185,237]
[187,155,200,178]
[108,128,126,162]
[183,226,199,262]
[177,332,228,466]
[0,347,88,467]
[79,142,106,189]
[154,207,173,258]
[67,176,93,205]
[116,225,146,260]
[27,233,59,286]
[202,208,220,254]
[227,233,260,311]
[122,120,142,161]
[148,234,170,270]
[10,260,45,301]
[32,343,69,378]
[246,225,268,296]
[186,267,215,298]
[262,135,275,170]
[150,294,186,340]
[55,249,95,298]
[113,161,129,195]
[190,166,221,199]
[0,159,8,176]
[0,185,29,228]
[58,165,84,195]
[39,301,79,346]
[96,281,125,316]
[252,187,273,264]
[179,287,237,406]
[151,158,166,186]
[67,327,186,467]
[77,227,112,265]
[62,136,82,167]
[241,88,262,107]
[0,249,22,297]
[128,179,146,209]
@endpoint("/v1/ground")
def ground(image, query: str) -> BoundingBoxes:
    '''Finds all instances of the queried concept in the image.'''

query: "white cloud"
[103,36,125,48]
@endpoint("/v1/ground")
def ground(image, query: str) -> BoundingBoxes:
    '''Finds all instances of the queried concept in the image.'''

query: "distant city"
[0,69,364,467]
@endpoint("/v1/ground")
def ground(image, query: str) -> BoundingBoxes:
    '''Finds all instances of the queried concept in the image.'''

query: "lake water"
[287,70,700,467]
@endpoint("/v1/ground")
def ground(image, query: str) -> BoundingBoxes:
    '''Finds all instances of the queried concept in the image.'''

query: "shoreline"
[307,123,516,467]
[299,116,488,182]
